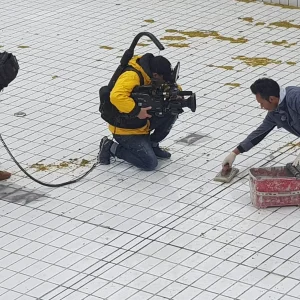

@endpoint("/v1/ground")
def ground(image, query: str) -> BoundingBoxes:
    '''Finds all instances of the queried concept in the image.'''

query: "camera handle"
[108,32,165,90]
[128,32,165,52]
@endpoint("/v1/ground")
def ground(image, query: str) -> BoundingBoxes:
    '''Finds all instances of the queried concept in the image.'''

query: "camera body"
[131,82,196,117]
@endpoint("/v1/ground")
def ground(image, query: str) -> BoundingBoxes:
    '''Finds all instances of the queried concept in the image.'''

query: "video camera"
[131,62,196,117]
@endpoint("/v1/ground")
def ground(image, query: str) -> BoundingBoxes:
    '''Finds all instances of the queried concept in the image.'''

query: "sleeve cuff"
[128,104,141,118]
[237,145,246,153]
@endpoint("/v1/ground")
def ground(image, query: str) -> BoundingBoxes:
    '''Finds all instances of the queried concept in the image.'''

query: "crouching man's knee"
[142,156,158,171]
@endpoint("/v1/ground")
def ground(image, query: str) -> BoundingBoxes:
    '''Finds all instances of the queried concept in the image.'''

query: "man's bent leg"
[113,134,158,171]
[149,114,178,158]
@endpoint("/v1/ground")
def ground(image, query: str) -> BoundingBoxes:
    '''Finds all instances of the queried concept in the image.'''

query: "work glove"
[293,153,300,167]
[222,152,237,167]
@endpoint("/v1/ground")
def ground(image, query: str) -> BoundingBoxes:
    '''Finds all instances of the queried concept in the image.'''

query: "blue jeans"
[114,114,177,171]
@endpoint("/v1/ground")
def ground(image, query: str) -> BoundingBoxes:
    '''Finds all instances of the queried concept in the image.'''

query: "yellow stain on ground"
[255,22,266,26]
[233,56,282,67]
[264,2,300,9]
[269,21,300,29]
[161,35,187,41]
[225,83,241,87]
[287,142,300,147]
[239,17,268,26]
[287,61,297,66]
[239,17,253,22]
[236,0,257,3]
[80,159,90,167]
[30,158,90,172]
[165,29,248,44]
[100,46,114,50]
[168,43,190,48]
[144,19,155,23]
[137,43,150,46]
[265,40,297,48]
[236,0,300,9]
[208,64,235,70]
[18,45,30,48]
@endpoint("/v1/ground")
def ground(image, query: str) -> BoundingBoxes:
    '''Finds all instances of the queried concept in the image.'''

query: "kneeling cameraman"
[98,54,179,171]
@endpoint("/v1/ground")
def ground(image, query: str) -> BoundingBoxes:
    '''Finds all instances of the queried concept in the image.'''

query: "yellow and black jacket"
[109,54,154,135]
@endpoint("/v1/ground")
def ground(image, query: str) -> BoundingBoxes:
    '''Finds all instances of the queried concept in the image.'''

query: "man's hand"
[137,106,152,119]
[222,151,237,167]
[293,153,300,167]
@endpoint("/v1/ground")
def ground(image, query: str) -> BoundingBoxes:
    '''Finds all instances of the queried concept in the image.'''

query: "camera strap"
[123,66,144,86]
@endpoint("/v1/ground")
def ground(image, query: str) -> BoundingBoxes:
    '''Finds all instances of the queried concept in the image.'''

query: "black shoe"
[98,137,113,165]
[153,146,171,158]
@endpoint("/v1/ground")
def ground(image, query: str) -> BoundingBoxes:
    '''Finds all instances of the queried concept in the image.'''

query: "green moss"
[144,19,155,23]
[52,75,58,79]
[18,45,30,49]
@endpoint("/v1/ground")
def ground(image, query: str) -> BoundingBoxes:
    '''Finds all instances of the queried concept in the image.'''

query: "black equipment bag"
[99,66,144,126]
[0,52,19,91]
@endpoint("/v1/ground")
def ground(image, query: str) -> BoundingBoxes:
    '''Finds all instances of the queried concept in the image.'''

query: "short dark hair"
[149,56,172,81]
[250,78,280,101]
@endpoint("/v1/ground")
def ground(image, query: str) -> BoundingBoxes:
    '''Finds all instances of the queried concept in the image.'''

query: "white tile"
[223,281,251,298]
[256,273,284,289]
[3,0,300,299]
[238,286,267,300]
[173,286,201,300]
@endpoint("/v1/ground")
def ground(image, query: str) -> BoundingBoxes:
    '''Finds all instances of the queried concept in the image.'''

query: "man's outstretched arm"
[222,113,276,167]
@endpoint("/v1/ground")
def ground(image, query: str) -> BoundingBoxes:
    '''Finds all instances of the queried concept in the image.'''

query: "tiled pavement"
[2,0,300,299]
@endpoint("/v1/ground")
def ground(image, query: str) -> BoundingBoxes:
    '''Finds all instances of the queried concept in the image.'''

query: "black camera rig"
[131,81,196,117]
[99,32,197,125]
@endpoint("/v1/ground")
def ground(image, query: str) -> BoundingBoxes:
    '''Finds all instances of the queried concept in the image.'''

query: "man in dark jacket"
[98,54,179,171]
[223,78,300,168]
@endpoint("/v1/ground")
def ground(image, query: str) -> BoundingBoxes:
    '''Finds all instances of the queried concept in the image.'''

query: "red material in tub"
[250,166,300,208]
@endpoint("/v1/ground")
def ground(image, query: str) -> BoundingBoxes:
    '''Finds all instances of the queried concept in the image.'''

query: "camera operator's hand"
[138,107,152,119]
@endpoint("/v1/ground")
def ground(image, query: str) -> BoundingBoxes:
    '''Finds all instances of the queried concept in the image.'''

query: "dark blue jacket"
[238,86,300,153]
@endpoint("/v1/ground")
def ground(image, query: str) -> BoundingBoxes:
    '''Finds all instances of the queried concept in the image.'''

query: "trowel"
[214,163,239,183]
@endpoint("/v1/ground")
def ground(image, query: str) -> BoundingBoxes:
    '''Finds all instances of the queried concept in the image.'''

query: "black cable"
[0,133,97,187]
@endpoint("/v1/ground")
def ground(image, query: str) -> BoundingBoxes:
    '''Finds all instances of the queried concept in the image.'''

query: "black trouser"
[114,114,177,171]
